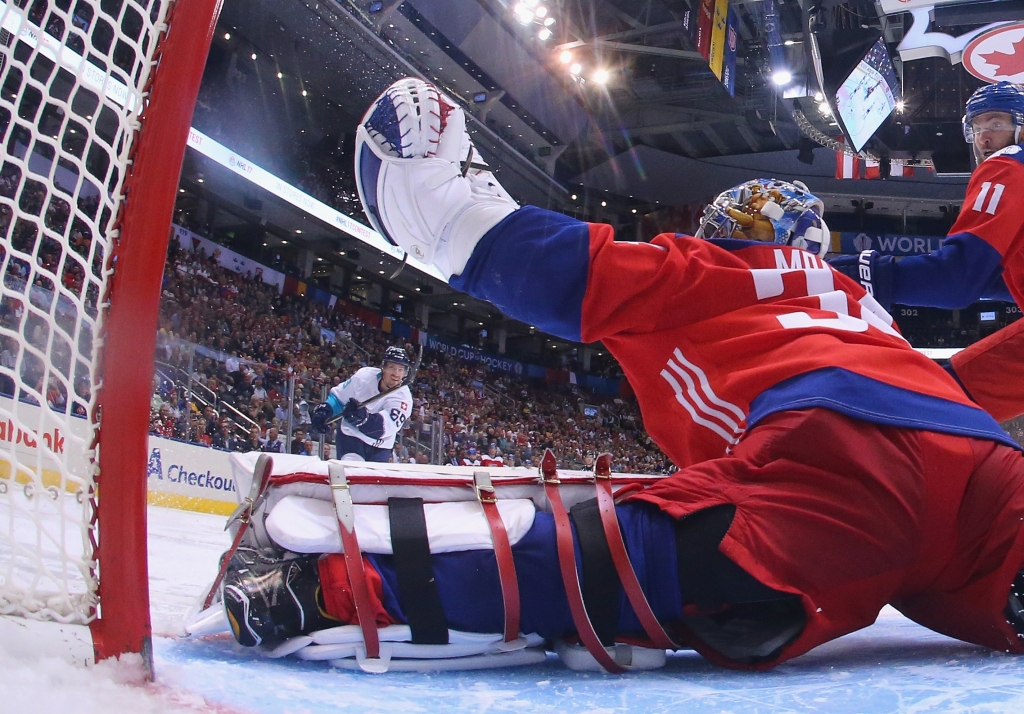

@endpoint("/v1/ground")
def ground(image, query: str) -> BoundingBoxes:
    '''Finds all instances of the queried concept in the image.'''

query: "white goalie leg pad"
[355,78,518,279]
[264,494,536,554]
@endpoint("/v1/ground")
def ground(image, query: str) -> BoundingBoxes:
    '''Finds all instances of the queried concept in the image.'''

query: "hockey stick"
[201,454,275,609]
[324,344,424,428]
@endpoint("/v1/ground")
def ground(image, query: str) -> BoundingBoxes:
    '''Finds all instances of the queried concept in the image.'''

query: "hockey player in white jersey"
[310,346,413,462]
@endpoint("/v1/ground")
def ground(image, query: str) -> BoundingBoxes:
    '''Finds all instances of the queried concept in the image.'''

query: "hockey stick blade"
[203,454,275,609]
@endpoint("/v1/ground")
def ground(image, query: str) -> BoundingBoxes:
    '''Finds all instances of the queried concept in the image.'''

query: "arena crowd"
[147,238,673,473]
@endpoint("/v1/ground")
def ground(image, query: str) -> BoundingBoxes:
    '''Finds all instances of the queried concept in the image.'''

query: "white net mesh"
[0,0,170,624]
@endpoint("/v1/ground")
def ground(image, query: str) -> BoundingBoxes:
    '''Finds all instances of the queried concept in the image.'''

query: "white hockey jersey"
[329,367,413,450]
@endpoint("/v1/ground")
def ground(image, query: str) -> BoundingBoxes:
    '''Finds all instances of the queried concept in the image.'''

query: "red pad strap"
[595,454,677,650]
[475,471,521,643]
[541,450,625,673]
[328,463,381,660]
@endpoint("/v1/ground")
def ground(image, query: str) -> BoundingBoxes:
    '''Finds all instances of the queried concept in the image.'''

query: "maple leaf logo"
[981,37,1024,78]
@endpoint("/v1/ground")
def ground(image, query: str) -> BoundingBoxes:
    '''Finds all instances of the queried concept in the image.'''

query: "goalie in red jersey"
[222,79,1024,672]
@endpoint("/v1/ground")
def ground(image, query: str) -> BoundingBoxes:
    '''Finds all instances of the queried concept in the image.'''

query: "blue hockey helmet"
[963,81,1024,143]
[382,346,411,371]
[696,178,830,258]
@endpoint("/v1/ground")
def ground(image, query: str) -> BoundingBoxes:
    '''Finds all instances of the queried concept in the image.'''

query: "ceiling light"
[302,90,308,97]
[380,270,386,274]
[282,240,289,244]
[814,92,823,102]
[535,6,548,17]
[896,100,905,112]
[525,0,539,6]
[771,70,792,86]
[277,72,283,79]
[295,229,302,234]
[818,102,832,115]
[317,257,323,261]
[251,53,257,60]
[936,131,943,136]
[600,200,607,207]
[571,194,577,200]
[178,188,184,193]
[197,178,204,183]
[593,69,609,85]
[569,63,582,75]
[784,39,796,46]
[224,33,231,40]
[544,17,555,26]
[538,28,552,40]
[560,50,573,64]
[631,208,637,213]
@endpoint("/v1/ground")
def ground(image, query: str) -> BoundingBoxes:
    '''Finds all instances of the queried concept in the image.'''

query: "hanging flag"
[721,8,739,96]
[865,158,881,179]
[890,160,915,177]
[696,0,715,60]
[834,139,862,179]
[709,0,729,79]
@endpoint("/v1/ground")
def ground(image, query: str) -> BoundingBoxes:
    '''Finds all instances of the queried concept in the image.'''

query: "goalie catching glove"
[355,78,519,279]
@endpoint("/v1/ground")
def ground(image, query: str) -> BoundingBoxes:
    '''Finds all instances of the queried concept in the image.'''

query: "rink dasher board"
[0,396,240,515]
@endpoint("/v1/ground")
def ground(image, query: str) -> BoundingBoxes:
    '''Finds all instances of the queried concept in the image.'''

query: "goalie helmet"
[962,81,1024,144]
[382,346,411,370]
[695,178,830,258]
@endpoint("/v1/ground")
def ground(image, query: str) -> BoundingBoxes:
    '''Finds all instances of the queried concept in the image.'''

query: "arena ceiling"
[199,0,1020,349]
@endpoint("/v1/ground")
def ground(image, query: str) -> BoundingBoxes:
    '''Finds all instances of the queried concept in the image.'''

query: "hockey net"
[0,0,217,665]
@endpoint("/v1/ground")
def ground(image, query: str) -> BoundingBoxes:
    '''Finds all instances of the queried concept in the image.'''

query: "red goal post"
[0,0,221,674]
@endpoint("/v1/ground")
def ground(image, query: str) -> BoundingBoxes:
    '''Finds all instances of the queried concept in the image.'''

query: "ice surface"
[145,506,1024,713]
[7,504,1024,713]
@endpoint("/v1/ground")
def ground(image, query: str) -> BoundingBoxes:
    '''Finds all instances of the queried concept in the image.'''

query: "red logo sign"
[964,23,1024,84]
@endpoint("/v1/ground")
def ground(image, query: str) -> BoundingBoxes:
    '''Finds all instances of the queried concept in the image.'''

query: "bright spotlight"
[771,70,792,86]
[251,53,257,60]
[560,50,573,64]
[569,63,582,75]
[538,28,552,40]
[593,68,609,85]
[525,0,539,6]
[544,17,555,26]
[536,6,548,17]
[277,72,283,79]
[818,102,832,115]
[896,100,905,112]
[813,92,823,102]
[224,33,231,40]
[302,89,308,97]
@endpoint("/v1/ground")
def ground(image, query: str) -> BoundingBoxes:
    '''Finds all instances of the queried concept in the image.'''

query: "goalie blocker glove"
[827,250,894,310]
[355,78,519,279]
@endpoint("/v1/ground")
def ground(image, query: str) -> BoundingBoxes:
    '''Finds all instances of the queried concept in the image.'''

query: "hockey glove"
[309,402,334,436]
[341,398,370,428]
[827,250,894,310]
[355,78,518,280]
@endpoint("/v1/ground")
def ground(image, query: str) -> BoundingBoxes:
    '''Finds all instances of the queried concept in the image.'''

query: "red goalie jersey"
[451,207,1015,469]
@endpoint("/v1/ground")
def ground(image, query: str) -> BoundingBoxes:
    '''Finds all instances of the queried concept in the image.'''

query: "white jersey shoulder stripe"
[660,368,739,445]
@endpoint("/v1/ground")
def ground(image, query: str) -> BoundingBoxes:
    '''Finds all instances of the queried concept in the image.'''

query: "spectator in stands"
[240,425,263,452]
[290,428,307,455]
[480,443,504,467]
[262,426,285,453]
[212,421,238,451]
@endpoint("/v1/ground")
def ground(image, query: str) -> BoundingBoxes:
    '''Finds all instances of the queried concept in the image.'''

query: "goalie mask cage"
[0,0,219,671]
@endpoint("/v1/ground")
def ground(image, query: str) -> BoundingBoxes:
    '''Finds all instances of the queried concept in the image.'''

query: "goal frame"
[87,0,223,670]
